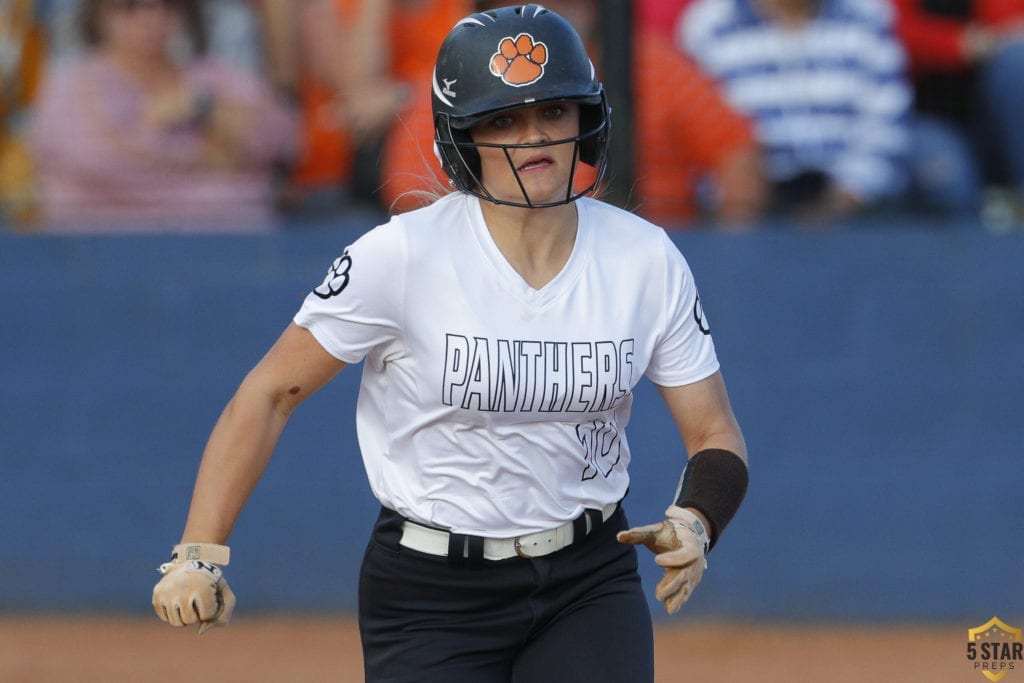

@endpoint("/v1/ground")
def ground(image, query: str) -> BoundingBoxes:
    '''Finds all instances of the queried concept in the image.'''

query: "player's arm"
[658,371,746,455]
[153,323,345,633]
[617,370,749,613]
[181,322,346,543]
[656,370,747,499]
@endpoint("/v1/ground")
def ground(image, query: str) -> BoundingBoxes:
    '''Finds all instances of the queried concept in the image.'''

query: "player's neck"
[479,201,578,290]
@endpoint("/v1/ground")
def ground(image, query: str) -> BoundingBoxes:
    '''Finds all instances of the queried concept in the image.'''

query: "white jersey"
[294,193,718,536]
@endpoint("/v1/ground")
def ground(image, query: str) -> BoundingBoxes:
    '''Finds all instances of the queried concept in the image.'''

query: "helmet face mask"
[432,5,611,208]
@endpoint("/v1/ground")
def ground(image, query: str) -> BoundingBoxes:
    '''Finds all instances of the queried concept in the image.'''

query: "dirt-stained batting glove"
[617,506,710,615]
[152,543,235,636]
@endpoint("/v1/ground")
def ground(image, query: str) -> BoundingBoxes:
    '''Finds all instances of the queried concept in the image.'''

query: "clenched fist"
[617,506,710,614]
[152,544,235,636]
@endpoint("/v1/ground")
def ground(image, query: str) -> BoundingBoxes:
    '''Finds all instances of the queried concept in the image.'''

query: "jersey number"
[577,419,622,481]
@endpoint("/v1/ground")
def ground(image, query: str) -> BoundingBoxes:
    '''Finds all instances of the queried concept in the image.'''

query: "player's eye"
[543,104,567,119]
[488,114,514,129]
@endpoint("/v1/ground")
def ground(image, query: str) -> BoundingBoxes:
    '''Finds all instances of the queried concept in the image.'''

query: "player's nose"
[520,117,550,144]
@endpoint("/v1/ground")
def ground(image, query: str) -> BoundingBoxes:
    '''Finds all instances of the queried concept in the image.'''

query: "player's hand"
[152,544,235,636]
[617,506,710,614]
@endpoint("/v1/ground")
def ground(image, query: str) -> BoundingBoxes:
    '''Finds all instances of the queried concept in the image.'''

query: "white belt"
[399,502,619,561]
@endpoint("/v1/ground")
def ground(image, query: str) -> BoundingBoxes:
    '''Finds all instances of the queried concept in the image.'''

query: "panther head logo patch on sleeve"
[489,33,548,87]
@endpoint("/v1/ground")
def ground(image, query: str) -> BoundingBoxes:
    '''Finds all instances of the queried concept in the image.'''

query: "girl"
[153,6,748,681]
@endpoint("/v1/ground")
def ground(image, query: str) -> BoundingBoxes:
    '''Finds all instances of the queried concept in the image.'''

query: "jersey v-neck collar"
[464,195,592,309]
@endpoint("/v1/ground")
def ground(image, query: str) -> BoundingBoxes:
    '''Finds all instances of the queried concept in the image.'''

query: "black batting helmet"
[431,4,611,207]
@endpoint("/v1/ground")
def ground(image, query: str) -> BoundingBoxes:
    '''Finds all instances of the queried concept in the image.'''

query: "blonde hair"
[388,170,455,215]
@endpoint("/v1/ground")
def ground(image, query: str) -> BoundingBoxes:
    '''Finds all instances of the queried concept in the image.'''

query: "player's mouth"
[517,154,554,173]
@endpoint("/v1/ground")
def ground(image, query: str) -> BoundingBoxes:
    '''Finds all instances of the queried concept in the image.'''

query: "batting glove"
[152,543,235,636]
[617,506,710,614]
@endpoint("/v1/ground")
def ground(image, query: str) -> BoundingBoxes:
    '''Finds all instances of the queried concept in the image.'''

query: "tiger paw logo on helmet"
[489,33,548,87]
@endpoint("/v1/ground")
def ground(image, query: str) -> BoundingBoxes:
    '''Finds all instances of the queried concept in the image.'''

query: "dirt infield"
[0,616,986,682]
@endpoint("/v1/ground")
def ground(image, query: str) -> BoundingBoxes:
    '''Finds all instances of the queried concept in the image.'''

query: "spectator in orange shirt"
[479,0,766,228]
[275,0,470,217]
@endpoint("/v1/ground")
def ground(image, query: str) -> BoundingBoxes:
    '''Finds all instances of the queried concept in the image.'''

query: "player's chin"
[515,180,575,207]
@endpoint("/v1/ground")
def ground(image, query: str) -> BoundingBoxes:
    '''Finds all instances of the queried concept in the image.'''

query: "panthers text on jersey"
[294,192,718,536]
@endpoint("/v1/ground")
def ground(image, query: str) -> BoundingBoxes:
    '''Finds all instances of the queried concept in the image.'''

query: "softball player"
[153,6,749,681]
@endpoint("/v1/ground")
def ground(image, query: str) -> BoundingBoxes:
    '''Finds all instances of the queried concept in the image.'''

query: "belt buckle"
[514,535,534,559]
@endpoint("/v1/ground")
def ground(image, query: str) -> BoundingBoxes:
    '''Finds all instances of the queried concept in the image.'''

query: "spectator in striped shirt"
[678,0,913,227]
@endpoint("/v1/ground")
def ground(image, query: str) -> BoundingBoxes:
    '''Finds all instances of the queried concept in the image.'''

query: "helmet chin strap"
[446,125,606,209]
[476,140,582,209]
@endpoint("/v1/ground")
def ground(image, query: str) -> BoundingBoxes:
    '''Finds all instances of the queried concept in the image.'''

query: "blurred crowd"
[1,0,1022,233]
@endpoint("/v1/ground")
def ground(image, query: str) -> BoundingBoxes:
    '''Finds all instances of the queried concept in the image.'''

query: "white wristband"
[172,543,230,566]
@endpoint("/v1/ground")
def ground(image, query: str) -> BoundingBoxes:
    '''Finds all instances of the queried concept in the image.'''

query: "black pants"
[358,506,654,683]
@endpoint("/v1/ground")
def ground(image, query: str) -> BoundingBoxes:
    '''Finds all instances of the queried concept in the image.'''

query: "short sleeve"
[645,232,720,386]
[293,219,406,363]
